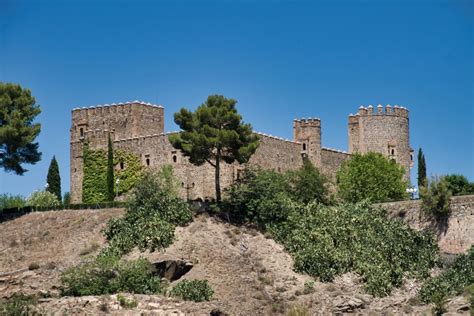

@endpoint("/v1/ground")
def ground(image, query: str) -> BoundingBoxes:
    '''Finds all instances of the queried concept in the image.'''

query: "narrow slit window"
[173,155,177,163]
[302,143,306,151]
[120,162,124,170]
[146,158,150,166]
[80,128,84,137]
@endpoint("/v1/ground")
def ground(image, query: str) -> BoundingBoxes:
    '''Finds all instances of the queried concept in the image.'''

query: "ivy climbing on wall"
[114,150,144,195]
[82,142,144,203]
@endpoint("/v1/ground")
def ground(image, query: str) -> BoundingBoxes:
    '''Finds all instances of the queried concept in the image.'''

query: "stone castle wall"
[70,101,412,203]
[378,195,474,254]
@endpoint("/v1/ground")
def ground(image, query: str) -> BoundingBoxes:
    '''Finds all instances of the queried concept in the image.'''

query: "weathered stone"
[70,102,412,202]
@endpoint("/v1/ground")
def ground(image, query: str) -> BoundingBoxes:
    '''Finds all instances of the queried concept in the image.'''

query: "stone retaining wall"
[377,195,474,254]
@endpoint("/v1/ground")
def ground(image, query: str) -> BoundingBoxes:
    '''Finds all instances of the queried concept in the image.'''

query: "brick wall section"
[377,195,474,254]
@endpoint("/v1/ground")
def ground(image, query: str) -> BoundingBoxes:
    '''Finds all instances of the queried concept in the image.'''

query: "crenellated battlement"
[351,104,409,118]
[293,117,321,127]
[70,100,413,203]
[72,100,163,112]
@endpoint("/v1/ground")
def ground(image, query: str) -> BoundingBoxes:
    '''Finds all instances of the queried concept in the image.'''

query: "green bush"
[26,190,60,208]
[63,192,71,207]
[117,294,138,309]
[269,202,438,296]
[0,194,25,211]
[419,246,474,304]
[287,159,330,205]
[170,279,214,302]
[336,152,409,203]
[222,168,294,228]
[0,293,37,315]
[102,168,192,257]
[443,174,474,196]
[60,256,164,296]
[420,176,452,217]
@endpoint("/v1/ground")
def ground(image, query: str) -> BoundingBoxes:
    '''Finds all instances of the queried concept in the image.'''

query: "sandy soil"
[0,209,470,315]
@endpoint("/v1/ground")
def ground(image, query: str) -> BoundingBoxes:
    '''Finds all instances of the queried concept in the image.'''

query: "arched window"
[173,155,177,163]
[146,158,150,166]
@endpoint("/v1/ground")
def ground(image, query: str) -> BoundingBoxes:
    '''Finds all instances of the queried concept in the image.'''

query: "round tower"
[348,104,413,181]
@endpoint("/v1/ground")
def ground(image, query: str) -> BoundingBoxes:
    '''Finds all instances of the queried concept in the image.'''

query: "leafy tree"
[336,152,409,203]
[63,192,71,207]
[26,190,60,208]
[418,148,427,188]
[420,176,452,217]
[443,174,474,196]
[46,155,61,201]
[169,95,260,202]
[287,159,330,204]
[223,168,294,227]
[107,133,114,201]
[0,82,41,174]
[102,167,192,257]
[0,194,25,210]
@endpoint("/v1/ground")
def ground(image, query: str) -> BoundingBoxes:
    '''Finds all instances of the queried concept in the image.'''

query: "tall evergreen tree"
[107,133,115,201]
[0,82,42,174]
[169,95,260,202]
[46,156,61,201]
[417,148,427,188]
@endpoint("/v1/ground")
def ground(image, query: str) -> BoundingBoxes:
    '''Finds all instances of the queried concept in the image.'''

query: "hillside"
[0,209,470,315]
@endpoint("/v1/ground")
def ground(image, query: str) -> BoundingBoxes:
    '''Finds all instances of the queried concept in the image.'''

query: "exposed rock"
[150,260,193,282]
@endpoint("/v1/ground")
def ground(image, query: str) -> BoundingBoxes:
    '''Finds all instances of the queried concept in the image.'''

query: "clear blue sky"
[1,0,473,197]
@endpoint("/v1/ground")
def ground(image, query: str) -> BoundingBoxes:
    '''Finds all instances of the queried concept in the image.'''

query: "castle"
[70,101,413,203]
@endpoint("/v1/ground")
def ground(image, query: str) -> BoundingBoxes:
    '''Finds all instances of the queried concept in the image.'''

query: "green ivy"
[82,143,143,203]
[114,150,144,195]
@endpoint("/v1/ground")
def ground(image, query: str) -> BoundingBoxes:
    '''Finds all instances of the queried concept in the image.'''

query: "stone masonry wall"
[320,148,350,179]
[377,195,474,254]
[348,105,412,181]
[71,102,412,203]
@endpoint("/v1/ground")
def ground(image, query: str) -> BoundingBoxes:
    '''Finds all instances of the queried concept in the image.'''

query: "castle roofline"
[72,100,163,111]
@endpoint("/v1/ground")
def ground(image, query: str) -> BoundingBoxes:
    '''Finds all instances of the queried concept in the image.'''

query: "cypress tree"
[417,148,427,188]
[107,133,115,201]
[46,156,61,201]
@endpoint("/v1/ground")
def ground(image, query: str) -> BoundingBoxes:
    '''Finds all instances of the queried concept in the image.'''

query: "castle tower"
[293,118,322,168]
[70,101,164,203]
[348,104,414,181]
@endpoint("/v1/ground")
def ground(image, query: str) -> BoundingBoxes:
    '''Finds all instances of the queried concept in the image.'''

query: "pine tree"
[418,148,427,188]
[107,133,115,201]
[169,95,260,202]
[46,156,61,201]
[0,82,42,174]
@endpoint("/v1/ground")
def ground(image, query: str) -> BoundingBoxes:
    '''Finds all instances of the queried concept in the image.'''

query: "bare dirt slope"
[0,209,470,315]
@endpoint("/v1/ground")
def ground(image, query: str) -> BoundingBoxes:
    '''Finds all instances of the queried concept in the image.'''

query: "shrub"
[0,194,25,211]
[443,174,474,196]
[117,294,138,309]
[287,159,330,205]
[63,192,71,207]
[222,168,295,227]
[26,190,60,208]
[419,246,473,304]
[269,202,438,296]
[336,152,409,203]
[0,293,37,315]
[170,279,214,302]
[420,176,452,217]
[102,168,192,257]
[60,256,164,296]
